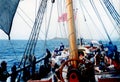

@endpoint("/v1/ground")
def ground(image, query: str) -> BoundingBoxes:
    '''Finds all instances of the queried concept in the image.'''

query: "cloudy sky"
[0,0,119,41]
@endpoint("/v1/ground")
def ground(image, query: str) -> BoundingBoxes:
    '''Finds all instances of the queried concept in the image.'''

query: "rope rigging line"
[25,0,47,63]
[43,2,55,51]
[102,0,120,25]
[18,7,34,23]
[56,0,60,37]
[78,0,93,40]
[44,4,53,43]
[18,0,48,68]
[9,41,20,61]
[17,0,49,81]
[80,0,106,40]
[78,0,86,22]
[99,0,120,40]
[102,0,120,40]
[90,0,112,42]
[17,12,32,29]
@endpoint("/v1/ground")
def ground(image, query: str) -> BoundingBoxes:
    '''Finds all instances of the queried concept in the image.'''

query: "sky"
[0,0,120,41]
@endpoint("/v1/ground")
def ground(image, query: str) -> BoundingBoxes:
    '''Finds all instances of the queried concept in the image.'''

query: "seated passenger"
[59,43,64,51]
[54,47,59,56]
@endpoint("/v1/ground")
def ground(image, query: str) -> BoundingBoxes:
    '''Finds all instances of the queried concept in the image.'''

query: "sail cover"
[0,0,19,38]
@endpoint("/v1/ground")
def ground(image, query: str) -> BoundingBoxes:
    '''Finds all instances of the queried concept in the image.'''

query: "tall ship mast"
[0,0,120,82]
[66,0,78,67]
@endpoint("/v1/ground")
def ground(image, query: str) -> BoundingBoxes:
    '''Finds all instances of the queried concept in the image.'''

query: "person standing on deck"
[11,64,18,82]
[0,61,9,82]
[114,45,119,63]
[31,55,36,77]
[49,59,60,82]
[44,49,52,67]
[107,41,116,59]
[99,41,104,51]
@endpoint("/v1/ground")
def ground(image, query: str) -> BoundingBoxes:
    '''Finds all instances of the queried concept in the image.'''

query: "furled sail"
[0,0,20,39]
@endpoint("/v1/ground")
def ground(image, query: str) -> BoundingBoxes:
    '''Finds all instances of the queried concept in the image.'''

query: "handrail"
[8,57,45,77]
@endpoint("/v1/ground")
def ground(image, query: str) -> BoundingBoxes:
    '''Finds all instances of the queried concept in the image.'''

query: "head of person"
[109,41,112,44]
[1,61,7,69]
[78,51,84,60]
[49,58,56,68]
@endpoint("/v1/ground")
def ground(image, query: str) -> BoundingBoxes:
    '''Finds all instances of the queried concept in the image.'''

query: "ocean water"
[0,39,68,72]
[0,39,119,72]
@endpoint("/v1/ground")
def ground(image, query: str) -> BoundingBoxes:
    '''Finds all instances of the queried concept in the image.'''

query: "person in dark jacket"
[0,61,9,82]
[11,64,18,82]
[44,49,51,67]
[49,59,60,82]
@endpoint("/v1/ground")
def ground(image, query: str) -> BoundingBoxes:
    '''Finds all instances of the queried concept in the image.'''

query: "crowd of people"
[88,41,120,73]
[48,41,120,82]
[0,61,18,82]
[0,41,120,82]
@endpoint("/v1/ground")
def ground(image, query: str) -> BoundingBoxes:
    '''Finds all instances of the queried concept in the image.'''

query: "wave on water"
[0,39,119,72]
[0,39,68,71]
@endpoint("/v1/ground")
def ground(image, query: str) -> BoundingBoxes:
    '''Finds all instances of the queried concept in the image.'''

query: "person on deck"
[11,64,18,82]
[107,41,116,59]
[112,45,120,73]
[114,45,119,63]
[59,42,64,51]
[99,41,104,51]
[54,49,69,65]
[31,55,36,77]
[78,51,95,82]
[0,61,9,82]
[104,41,116,67]
[44,49,52,67]
[54,47,59,56]
[49,59,60,82]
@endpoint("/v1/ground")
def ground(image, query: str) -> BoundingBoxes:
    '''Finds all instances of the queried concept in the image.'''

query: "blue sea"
[0,39,120,72]
[0,39,69,72]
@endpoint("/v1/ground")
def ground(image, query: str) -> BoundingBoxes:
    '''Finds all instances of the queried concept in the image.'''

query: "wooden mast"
[66,0,78,67]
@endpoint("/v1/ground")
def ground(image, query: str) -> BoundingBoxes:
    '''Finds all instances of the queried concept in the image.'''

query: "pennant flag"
[58,13,67,22]
[58,11,77,22]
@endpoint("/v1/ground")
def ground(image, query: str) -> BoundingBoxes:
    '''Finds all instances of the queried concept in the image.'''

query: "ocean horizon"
[0,39,68,72]
[0,39,120,72]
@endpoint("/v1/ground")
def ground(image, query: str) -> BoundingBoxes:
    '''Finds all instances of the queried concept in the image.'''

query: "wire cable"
[90,0,112,42]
